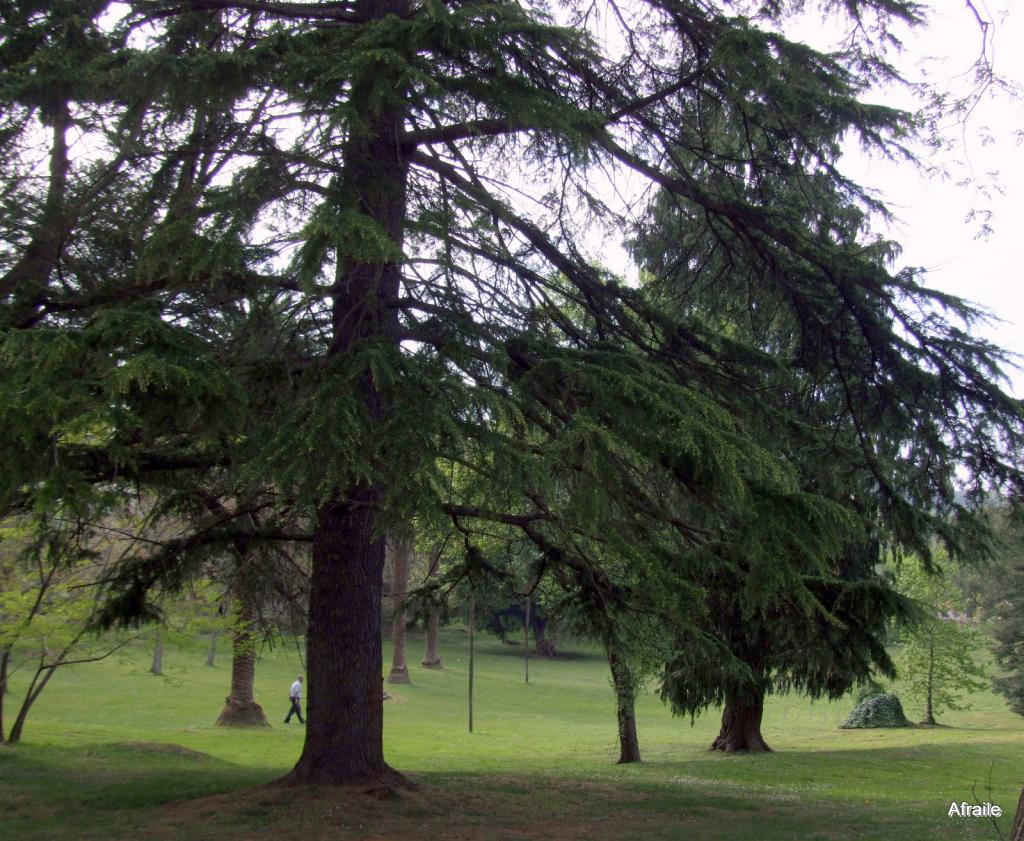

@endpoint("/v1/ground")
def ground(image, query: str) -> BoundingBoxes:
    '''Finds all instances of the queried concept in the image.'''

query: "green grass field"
[1,629,1020,840]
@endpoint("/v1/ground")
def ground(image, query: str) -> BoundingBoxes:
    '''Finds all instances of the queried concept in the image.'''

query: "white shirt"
[290,680,302,699]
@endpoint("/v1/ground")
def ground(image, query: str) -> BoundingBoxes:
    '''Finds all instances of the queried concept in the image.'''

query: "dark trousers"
[285,696,304,723]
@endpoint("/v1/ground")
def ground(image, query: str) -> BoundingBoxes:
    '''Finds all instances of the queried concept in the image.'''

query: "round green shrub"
[840,693,911,729]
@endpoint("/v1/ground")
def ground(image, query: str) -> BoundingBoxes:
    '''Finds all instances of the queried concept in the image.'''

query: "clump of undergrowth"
[840,694,911,729]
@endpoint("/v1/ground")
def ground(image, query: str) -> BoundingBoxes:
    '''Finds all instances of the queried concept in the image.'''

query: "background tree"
[474,580,560,659]
[419,541,447,670]
[894,562,987,725]
[386,533,415,686]
[202,593,229,668]
[215,593,268,727]
[633,145,922,753]
[992,564,1024,717]
[985,507,1024,716]
[661,525,910,752]
[563,567,676,765]
[0,513,136,743]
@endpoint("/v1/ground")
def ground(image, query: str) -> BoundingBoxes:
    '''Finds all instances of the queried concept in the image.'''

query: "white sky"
[590,2,1024,394]
[830,1,1024,395]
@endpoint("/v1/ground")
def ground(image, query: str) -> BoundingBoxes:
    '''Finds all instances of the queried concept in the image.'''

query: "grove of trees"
[893,561,986,726]
[1,8,1022,839]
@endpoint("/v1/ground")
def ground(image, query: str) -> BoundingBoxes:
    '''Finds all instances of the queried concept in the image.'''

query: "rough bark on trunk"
[387,536,412,685]
[607,649,641,764]
[710,691,771,753]
[206,631,219,667]
[216,602,268,727]
[278,0,411,789]
[422,607,442,668]
[150,629,164,676]
[281,487,400,785]
[1010,786,1024,841]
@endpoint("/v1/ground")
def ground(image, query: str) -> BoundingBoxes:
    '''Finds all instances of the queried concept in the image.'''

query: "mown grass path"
[1,630,1020,839]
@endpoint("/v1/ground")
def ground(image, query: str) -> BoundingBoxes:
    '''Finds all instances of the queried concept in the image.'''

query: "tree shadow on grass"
[410,758,1018,841]
[0,740,277,838]
[1,742,1017,840]
[644,742,1020,837]
[148,766,1008,841]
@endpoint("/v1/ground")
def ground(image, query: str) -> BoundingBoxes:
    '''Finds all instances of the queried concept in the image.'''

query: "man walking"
[284,676,304,724]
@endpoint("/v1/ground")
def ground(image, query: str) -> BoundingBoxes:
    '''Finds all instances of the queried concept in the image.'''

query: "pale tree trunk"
[206,631,219,667]
[710,689,771,753]
[607,648,641,764]
[422,607,442,669]
[421,545,443,669]
[149,628,164,676]
[387,536,413,685]
[216,599,269,727]
[1010,786,1024,841]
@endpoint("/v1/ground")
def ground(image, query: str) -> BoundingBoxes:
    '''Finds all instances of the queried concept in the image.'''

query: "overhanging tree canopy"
[1,0,1022,787]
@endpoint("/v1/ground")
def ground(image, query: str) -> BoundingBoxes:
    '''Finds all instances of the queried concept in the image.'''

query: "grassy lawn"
[1,629,1020,840]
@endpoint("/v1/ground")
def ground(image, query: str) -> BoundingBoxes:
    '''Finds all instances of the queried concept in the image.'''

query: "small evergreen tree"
[662,535,911,751]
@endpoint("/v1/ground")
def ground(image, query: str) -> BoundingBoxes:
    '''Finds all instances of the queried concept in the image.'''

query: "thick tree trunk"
[278,0,411,788]
[206,631,219,667]
[607,649,641,764]
[281,487,398,784]
[149,629,164,676]
[387,536,413,685]
[422,606,442,668]
[216,601,268,727]
[1010,786,1024,841]
[710,691,771,753]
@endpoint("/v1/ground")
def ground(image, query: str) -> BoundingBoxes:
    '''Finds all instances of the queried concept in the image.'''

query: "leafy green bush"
[841,694,911,729]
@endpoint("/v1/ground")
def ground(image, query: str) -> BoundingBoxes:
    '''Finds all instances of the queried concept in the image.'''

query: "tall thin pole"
[468,587,475,733]
[524,595,530,684]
